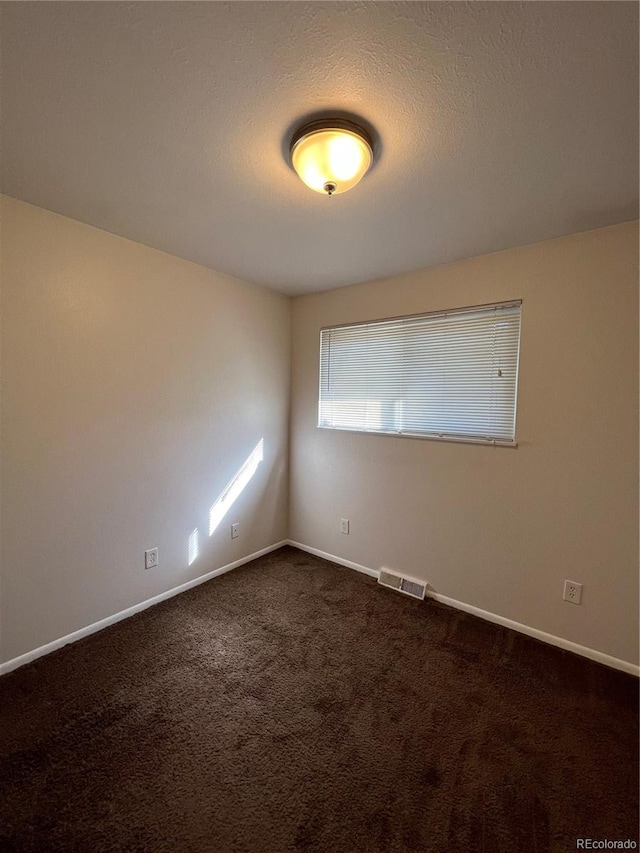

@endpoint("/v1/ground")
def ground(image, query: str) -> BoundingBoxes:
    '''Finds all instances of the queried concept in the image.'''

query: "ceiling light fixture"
[289,118,374,197]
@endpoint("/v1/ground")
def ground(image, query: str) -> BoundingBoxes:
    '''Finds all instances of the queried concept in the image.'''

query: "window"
[318,301,521,446]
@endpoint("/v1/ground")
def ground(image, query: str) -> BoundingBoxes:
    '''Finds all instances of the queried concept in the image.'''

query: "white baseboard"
[287,539,379,579]
[0,540,288,677]
[3,539,637,679]
[286,540,640,677]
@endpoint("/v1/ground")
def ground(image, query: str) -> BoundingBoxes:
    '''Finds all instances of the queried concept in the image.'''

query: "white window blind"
[318,301,521,446]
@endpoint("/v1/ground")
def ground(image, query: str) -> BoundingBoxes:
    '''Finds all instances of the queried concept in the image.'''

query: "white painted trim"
[0,541,288,676]
[427,590,640,677]
[287,539,379,578]
[3,538,637,679]
[286,541,640,677]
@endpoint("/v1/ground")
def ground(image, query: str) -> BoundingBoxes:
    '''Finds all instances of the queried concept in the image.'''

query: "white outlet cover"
[231,523,239,539]
[563,579,583,605]
[145,548,158,570]
[340,518,350,534]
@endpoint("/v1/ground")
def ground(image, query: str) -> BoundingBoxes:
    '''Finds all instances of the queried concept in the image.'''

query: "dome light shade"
[290,119,373,196]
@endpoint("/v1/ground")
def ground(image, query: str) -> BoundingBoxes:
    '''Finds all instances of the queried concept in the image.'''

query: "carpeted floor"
[0,545,637,853]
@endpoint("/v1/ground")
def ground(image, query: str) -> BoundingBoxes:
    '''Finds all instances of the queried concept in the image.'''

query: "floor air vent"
[378,569,427,601]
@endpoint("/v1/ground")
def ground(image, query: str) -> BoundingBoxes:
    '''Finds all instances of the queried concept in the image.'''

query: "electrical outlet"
[231,523,239,539]
[144,548,158,570]
[340,518,350,535]
[563,580,582,605]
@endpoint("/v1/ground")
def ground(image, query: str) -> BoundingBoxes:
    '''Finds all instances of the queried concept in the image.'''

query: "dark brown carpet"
[0,545,637,853]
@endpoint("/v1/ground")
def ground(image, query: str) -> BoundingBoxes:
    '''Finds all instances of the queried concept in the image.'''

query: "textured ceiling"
[1,2,638,296]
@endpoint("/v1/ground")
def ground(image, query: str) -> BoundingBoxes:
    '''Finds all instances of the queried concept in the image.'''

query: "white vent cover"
[378,569,427,600]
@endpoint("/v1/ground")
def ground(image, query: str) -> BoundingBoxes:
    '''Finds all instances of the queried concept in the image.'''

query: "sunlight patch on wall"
[188,528,199,566]
[209,439,264,536]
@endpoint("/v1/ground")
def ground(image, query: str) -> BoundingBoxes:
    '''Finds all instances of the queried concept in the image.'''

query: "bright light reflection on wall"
[188,528,199,566]
[209,439,264,536]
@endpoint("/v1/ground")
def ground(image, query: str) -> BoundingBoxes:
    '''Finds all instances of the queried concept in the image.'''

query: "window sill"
[317,425,517,448]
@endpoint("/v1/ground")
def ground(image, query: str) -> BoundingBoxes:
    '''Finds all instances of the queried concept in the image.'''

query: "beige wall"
[290,222,639,666]
[0,197,290,663]
[1,200,637,670]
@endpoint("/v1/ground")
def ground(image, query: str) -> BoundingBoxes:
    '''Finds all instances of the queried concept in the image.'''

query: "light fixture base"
[290,118,373,153]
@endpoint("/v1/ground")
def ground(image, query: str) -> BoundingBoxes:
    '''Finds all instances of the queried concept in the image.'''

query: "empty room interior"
[0,2,638,852]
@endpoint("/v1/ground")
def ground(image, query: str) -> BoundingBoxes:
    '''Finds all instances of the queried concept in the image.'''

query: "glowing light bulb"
[290,122,373,196]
